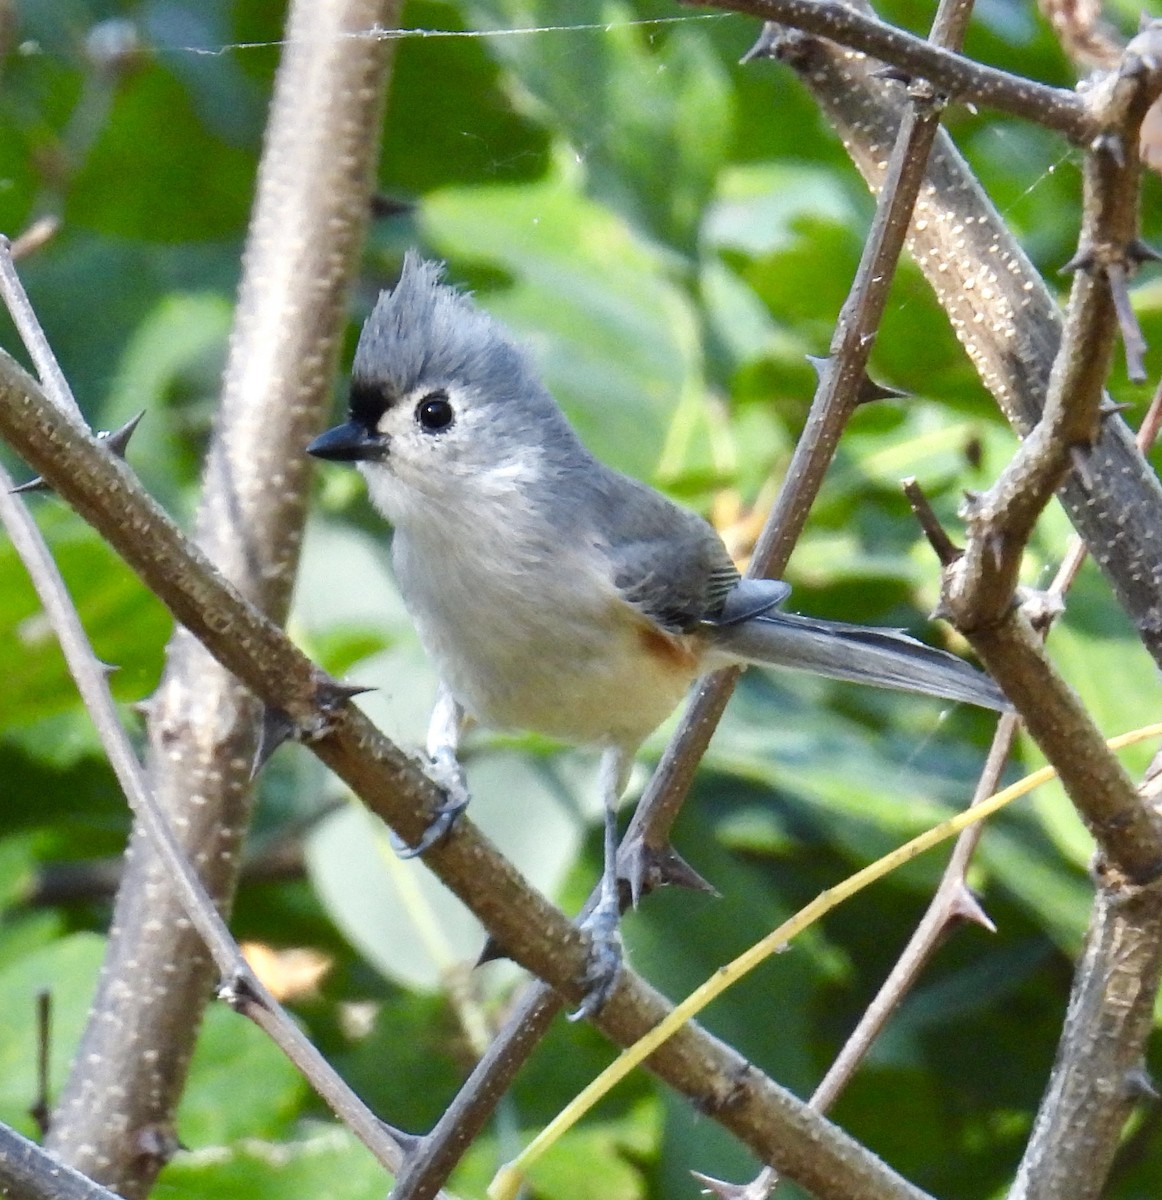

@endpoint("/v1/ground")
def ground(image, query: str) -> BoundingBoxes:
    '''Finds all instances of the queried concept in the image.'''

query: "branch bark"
[693,0,1094,140]
[752,22,1162,669]
[0,1121,123,1200]
[41,2,399,1193]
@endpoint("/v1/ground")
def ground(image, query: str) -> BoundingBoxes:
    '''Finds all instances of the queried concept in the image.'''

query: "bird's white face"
[351,377,545,530]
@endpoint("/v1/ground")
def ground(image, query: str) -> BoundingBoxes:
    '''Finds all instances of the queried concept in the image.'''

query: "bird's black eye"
[415,391,454,433]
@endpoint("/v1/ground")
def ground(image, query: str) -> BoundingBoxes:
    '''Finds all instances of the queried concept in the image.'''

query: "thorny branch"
[0,1122,123,1200]
[940,24,1162,883]
[690,0,1095,141]
[931,26,1162,1197]
[762,19,1162,667]
[38,0,400,1194]
[0,450,417,1183]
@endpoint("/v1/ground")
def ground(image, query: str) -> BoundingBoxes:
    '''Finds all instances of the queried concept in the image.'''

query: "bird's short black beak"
[306,420,388,463]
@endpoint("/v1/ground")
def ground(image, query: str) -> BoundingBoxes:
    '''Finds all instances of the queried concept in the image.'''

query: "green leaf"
[67,62,254,241]
[0,932,106,1136]
[178,1004,307,1146]
[159,1127,388,1200]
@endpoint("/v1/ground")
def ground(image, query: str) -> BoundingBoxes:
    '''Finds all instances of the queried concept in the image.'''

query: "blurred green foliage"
[2,1,1162,1198]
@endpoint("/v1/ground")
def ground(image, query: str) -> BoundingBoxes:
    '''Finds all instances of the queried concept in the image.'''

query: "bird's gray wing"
[591,471,741,633]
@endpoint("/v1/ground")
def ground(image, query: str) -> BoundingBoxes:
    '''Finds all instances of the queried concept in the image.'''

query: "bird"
[307,252,1008,1016]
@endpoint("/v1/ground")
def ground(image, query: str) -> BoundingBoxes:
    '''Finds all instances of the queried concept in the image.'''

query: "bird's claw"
[568,904,623,1021]
[389,753,472,858]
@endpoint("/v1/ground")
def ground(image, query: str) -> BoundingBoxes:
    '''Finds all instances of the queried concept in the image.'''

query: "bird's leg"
[570,746,629,1020]
[393,683,471,858]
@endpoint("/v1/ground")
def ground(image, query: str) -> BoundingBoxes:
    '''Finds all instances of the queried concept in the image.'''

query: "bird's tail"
[713,611,1009,712]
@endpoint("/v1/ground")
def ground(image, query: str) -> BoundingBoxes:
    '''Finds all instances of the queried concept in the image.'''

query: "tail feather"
[713,611,1010,712]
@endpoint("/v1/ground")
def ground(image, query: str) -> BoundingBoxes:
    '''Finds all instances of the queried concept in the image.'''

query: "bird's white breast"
[384,489,696,752]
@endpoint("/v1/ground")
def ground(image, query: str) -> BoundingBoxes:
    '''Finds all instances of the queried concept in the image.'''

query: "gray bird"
[308,253,1007,1015]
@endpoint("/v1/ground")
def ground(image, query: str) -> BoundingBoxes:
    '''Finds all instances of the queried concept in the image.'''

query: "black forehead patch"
[349,379,394,429]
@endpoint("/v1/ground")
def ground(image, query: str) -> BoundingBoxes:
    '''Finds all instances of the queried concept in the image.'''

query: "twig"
[1009,878,1162,1200]
[621,4,965,897]
[0,1122,124,1200]
[689,0,1095,143]
[938,29,1162,879]
[925,29,1162,1197]
[763,22,1162,669]
[0,458,417,1178]
[33,1,401,1191]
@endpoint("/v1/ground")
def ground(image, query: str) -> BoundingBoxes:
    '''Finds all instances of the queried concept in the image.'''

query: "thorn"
[98,660,120,677]
[617,838,718,907]
[805,353,833,382]
[946,882,997,933]
[380,1121,422,1153]
[135,1123,181,1167]
[131,695,155,721]
[739,23,781,64]
[370,193,414,218]
[251,705,297,779]
[1100,399,1135,419]
[1060,247,1096,274]
[1125,1066,1160,1102]
[10,474,50,495]
[855,373,908,406]
[690,1169,771,1199]
[10,412,144,496]
[959,489,985,519]
[474,935,509,968]
[218,972,259,1013]
[654,847,720,897]
[1069,443,1095,491]
[1128,238,1162,265]
[1019,586,1066,633]
[314,674,375,713]
[870,65,912,84]
[99,410,145,458]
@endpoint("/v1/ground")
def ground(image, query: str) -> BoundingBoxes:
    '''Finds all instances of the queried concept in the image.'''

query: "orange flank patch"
[636,621,702,675]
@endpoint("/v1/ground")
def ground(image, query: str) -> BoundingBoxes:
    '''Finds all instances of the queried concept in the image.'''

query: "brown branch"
[1009,878,1162,1200]
[687,0,1095,142]
[622,1,967,897]
[0,1121,124,1200]
[0,455,419,1179]
[758,22,1162,670]
[939,27,1162,885]
[41,1,400,1193]
[908,30,1162,1198]
[0,347,940,1200]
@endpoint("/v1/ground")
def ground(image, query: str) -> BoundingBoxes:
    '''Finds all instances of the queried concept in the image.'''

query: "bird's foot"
[389,751,471,858]
[568,902,624,1022]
